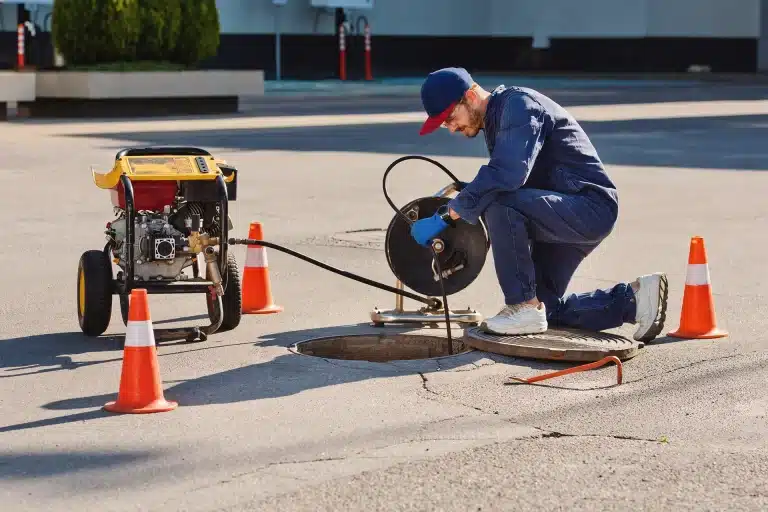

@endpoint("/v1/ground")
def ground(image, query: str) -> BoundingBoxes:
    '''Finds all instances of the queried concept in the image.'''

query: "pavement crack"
[209,456,350,488]
[262,456,349,468]
[418,372,490,413]
[518,424,660,443]
[539,431,658,442]
[418,372,435,394]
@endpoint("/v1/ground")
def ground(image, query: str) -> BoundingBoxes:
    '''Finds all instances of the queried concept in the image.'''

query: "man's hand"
[410,214,450,247]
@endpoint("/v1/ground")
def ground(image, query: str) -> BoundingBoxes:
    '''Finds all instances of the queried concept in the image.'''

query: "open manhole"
[290,333,471,362]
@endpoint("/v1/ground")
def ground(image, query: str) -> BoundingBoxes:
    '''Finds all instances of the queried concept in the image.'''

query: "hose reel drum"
[371,184,490,327]
[384,196,489,298]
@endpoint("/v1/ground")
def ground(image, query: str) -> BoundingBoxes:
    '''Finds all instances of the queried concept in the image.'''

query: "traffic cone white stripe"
[245,246,268,268]
[124,320,155,347]
[685,263,711,286]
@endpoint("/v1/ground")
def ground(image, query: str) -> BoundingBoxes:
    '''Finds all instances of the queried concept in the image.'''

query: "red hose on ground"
[509,356,623,386]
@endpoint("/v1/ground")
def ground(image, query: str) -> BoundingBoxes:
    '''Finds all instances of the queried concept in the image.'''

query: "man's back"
[484,85,619,207]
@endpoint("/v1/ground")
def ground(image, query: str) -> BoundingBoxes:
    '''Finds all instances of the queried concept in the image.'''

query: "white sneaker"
[480,302,548,335]
[632,272,669,342]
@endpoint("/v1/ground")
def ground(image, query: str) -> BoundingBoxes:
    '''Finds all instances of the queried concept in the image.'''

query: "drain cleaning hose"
[227,237,442,310]
[228,155,465,352]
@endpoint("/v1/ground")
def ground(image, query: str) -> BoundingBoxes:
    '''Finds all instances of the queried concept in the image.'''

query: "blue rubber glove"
[410,214,449,247]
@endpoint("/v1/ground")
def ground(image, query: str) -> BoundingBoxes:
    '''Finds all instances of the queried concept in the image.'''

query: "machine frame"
[77,146,241,342]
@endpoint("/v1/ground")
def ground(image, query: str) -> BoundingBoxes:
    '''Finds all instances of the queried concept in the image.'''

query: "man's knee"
[481,200,526,231]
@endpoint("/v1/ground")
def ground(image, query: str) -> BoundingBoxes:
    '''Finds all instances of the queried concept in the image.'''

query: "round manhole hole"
[290,333,471,362]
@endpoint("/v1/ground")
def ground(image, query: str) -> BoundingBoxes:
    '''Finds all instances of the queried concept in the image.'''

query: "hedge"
[51,0,220,68]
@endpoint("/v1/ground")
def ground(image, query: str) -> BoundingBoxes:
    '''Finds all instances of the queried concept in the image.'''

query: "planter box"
[21,70,264,118]
[0,71,36,120]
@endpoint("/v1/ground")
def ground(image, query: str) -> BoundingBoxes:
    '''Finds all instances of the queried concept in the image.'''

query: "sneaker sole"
[479,321,548,336]
[635,273,669,343]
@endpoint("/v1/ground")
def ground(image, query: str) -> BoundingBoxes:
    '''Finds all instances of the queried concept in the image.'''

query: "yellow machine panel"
[92,153,235,190]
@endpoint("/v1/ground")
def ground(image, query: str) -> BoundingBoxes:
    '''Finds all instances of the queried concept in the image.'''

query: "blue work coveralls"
[447,85,636,331]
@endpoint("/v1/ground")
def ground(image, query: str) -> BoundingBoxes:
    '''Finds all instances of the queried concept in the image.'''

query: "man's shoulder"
[495,86,567,114]
[489,86,552,127]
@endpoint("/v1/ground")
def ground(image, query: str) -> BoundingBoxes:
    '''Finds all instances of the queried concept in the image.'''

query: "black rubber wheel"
[119,293,129,326]
[206,252,242,333]
[77,250,113,336]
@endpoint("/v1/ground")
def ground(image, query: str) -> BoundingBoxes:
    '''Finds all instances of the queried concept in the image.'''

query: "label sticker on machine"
[128,157,196,175]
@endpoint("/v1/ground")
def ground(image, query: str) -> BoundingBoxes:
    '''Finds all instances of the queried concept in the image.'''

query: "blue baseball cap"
[419,67,474,135]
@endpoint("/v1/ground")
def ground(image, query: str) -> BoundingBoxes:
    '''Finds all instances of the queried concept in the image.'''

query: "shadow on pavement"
[0,332,124,380]
[69,114,768,171]
[0,450,160,480]
[0,323,678,433]
[0,324,230,381]
[12,82,768,123]
[36,323,495,412]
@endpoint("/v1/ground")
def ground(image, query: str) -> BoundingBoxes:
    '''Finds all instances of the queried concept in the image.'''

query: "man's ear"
[464,85,480,105]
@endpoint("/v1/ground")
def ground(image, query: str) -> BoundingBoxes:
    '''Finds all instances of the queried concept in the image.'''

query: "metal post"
[339,23,346,80]
[760,0,768,72]
[364,23,372,80]
[273,0,287,81]
[17,24,25,70]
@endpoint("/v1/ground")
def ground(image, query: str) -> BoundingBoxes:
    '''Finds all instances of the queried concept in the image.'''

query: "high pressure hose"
[229,155,465,353]
[226,238,442,310]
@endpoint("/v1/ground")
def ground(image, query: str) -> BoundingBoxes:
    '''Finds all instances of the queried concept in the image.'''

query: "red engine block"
[111,180,179,211]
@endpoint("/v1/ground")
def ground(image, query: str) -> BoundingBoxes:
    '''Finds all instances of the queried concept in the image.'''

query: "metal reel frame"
[370,186,489,328]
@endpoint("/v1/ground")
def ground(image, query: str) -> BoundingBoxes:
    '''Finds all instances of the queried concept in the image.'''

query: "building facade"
[1,0,766,78]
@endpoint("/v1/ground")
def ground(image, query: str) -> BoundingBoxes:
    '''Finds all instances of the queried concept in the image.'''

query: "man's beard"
[462,107,484,138]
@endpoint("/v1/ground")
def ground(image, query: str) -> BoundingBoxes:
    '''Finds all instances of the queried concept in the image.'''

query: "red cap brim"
[419,101,457,135]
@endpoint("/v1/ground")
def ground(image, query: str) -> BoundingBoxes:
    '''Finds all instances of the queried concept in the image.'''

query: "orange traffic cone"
[103,289,178,413]
[668,236,728,339]
[241,221,283,314]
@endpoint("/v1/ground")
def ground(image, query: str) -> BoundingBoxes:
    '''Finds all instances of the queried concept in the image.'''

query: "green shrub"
[173,0,221,67]
[136,0,183,61]
[52,0,141,67]
[51,0,220,69]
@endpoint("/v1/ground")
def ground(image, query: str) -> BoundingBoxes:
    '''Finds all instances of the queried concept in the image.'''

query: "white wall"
[214,0,761,38]
[0,2,53,32]
[0,3,19,32]
[1,0,760,39]
[646,0,760,37]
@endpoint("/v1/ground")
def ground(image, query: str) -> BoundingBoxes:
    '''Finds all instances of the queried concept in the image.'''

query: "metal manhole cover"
[463,326,643,362]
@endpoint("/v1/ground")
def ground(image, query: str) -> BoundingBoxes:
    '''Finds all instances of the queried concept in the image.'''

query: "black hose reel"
[371,156,490,327]
[384,195,489,298]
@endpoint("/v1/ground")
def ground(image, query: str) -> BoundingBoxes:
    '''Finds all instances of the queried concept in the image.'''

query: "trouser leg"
[482,187,616,306]
[533,241,637,331]
[483,197,537,305]
[481,187,636,332]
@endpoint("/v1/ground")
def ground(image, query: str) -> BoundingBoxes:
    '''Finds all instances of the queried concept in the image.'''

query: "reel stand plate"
[371,196,489,327]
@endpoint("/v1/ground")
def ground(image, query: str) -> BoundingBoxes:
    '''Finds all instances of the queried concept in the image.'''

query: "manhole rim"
[287,332,476,362]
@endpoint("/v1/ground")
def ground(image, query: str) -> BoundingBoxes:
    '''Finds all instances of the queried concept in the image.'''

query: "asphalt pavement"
[0,78,767,511]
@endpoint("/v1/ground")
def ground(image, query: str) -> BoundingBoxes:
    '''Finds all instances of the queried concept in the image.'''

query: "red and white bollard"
[364,23,372,81]
[338,23,346,81]
[17,24,25,70]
